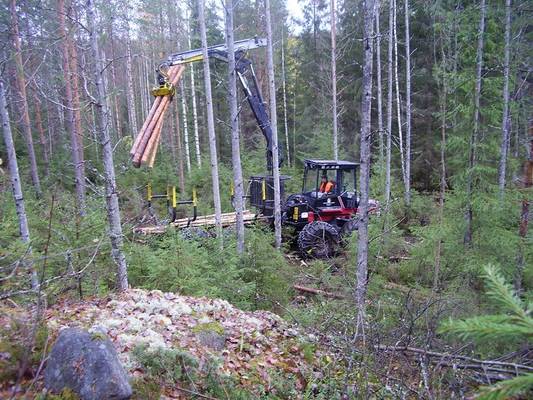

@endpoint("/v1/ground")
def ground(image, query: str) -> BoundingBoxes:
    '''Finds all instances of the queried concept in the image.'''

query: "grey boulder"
[44,328,132,400]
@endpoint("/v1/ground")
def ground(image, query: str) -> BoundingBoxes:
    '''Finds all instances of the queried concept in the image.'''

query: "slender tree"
[375,1,384,162]
[331,0,339,161]
[10,0,42,198]
[174,102,186,195]
[385,0,393,207]
[125,19,138,136]
[393,0,405,190]
[87,0,128,291]
[180,82,192,173]
[265,0,282,249]
[498,0,512,198]
[58,0,86,215]
[225,0,245,253]
[356,0,376,325]
[31,89,49,177]
[404,0,412,207]
[187,14,202,168]
[1,80,38,290]
[464,0,486,246]
[198,0,222,235]
[280,27,291,168]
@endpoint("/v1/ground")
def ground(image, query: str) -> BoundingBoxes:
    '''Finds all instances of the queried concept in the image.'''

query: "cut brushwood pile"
[130,65,186,168]
[134,210,262,234]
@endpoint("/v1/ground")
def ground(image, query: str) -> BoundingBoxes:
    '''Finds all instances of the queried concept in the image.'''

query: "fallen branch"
[293,284,345,299]
[375,345,533,373]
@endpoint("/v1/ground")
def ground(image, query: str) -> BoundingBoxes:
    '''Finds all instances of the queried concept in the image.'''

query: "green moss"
[37,388,80,400]
[192,321,225,335]
[131,377,161,400]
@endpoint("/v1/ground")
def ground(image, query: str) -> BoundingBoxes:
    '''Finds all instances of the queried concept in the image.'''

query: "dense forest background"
[0,0,531,398]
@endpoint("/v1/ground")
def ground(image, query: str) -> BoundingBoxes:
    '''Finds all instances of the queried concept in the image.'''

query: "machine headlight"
[300,212,309,219]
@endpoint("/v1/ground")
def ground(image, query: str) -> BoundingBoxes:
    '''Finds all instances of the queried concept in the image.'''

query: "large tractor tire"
[298,221,340,259]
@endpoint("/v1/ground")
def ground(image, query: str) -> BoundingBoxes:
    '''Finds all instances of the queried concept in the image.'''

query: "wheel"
[340,217,359,245]
[297,221,340,259]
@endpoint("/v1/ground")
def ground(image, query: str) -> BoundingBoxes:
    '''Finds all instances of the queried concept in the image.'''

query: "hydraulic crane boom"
[159,37,282,173]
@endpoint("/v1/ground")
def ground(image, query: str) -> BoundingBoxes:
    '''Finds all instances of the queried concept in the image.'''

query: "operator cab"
[302,159,359,210]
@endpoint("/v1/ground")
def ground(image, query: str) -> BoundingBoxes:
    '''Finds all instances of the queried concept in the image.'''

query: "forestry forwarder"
[152,37,378,258]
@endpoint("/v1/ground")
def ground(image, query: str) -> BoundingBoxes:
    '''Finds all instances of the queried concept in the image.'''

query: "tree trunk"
[1,80,38,290]
[393,0,405,192]
[225,0,245,253]
[58,0,85,216]
[180,82,192,173]
[498,0,512,199]
[67,5,84,166]
[174,101,186,195]
[434,42,448,292]
[187,16,202,168]
[87,0,128,291]
[404,0,412,207]
[356,0,376,327]
[125,24,138,137]
[10,0,42,198]
[109,22,122,138]
[375,1,384,163]
[464,0,486,246]
[281,27,291,168]
[32,89,50,177]
[265,0,282,249]
[198,0,223,235]
[385,0,393,207]
[331,0,339,161]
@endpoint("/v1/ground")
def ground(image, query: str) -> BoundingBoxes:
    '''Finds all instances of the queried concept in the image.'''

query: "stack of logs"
[130,65,186,168]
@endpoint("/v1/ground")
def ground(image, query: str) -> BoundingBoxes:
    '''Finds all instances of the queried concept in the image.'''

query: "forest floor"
[1,288,341,399]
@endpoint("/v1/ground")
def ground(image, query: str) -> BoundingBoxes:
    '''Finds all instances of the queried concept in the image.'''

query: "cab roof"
[304,159,359,170]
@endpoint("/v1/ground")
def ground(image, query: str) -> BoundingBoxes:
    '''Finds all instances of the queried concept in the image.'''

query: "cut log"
[131,65,186,167]
[134,210,262,234]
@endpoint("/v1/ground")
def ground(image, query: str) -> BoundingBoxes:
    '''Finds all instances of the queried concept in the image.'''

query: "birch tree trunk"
[187,16,202,168]
[198,0,222,235]
[10,0,42,198]
[404,0,412,207]
[125,23,138,137]
[281,28,291,168]
[1,80,38,290]
[375,1,384,162]
[87,0,128,291]
[498,0,512,199]
[225,0,245,253]
[330,0,339,161]
[393,0,405,189]
[180,82,192,173]
[385,0,393,207]
[356,0,376,328]
[58,0,85,215]
[265,0,282,249]
[464,0,486,246]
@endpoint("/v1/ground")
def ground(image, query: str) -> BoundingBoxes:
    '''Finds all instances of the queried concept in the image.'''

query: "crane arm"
[161,37,282,173]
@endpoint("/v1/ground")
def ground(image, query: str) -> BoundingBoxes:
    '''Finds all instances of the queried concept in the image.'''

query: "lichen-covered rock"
[44,328,132,400]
